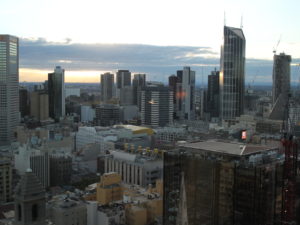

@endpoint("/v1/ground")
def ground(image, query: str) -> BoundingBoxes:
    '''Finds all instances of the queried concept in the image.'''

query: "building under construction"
[163,140,285,225]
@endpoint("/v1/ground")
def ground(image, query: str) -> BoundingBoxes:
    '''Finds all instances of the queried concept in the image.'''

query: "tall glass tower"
[220,26,246,120]
[0,35,19,146]
[48,66,65,121]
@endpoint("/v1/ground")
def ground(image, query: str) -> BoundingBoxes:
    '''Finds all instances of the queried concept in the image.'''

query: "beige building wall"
[126,206,147,225]
[96,173,123,205]
[39,93,49,120]
[30,92,40,119]
[30,92,49,121]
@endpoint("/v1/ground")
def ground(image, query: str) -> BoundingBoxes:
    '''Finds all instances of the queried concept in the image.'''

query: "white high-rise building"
[141,86,173,127]
[0,35,19,146]
[175,67,196,120]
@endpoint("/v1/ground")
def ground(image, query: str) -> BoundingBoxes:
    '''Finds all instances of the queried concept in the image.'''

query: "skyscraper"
[0,35,19,146]
[48,66,65,120]
[175,67,195,120]
[100,72,114,103]
[116,69,131,98]
[207,69,220,118]
[116,69,131,89]
[132,73,146,106]
[220,26,246,120]
[168,75,178,119]
[19,86,30,118]
[269,53,292,121]
[141,86,173,127]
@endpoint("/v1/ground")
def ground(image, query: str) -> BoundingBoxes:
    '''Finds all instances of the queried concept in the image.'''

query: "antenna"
[224,11,226,26]
[240,15,243,29]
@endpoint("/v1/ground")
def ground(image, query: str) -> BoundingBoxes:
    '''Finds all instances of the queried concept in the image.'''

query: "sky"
[1,0,300,84]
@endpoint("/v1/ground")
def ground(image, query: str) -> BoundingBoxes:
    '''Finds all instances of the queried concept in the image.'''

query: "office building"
[14,169,46,225]
[80,105,95,123]
[19,87,30,118]
[0,160,12,203]
[116,69,131,98]
[132,73,146,106]
[207,69,220,118]
[102,149,163,187]
[116,69,131,89]
[163,141,284,225]
[175,67,196,120]
[269,53,292,120]
[101,72,114,103]
[30,91,49,121]
[120,86,134,105]
[50,154,72,186]
[220,26,246,121]
[95,104,120,126]
[48,66,65,120]
[0,35,19,146]
[141,86,173,127]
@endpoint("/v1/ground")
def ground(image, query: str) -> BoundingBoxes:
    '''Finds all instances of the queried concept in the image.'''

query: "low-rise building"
[102,149,163,187]
[96,172,123,205]
[49,197,87,225]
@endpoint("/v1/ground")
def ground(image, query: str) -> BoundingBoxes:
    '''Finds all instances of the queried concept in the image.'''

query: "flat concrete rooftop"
[179,140,280,156]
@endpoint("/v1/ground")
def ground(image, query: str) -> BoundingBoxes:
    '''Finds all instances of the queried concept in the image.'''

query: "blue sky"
[1,0,300,83]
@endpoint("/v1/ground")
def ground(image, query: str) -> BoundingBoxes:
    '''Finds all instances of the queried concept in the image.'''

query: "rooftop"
[179,140,279,156]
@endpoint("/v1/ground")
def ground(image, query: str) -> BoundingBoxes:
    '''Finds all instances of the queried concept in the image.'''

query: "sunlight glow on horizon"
[20,68,105,83]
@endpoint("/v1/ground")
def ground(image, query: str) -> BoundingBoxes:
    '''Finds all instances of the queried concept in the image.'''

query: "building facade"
[116,70,131,89]
[50,154,72,186]
[95,104,120,126]
[0,160,12,203]
[120,86,134,105]
[19,87,30,118]
[269,53,292,121]
[48,66,65,120]
[141,86,173,127]
[0,35,19,146]
[30,91,49,121]
[207,69,220,118]
[116,69,131,99]
[132,73,146,106]
[220,26,246,121]
[101,72,114,103]
[163,141,283,225]
[102,150,163,187]
[175,67,196,120]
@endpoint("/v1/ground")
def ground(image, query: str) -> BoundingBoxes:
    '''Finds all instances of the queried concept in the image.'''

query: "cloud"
[19,38,300,84]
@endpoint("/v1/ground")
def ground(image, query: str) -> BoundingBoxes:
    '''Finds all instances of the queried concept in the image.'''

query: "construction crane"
[273,35,282,54]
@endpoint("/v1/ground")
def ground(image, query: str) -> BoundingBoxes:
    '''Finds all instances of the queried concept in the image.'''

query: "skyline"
[18,39,300,85]
[2,0,300,83]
